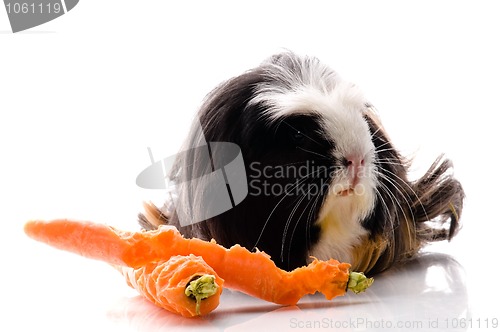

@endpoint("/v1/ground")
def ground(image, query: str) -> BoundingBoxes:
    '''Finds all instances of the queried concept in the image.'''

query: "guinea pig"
[139,51,465,275]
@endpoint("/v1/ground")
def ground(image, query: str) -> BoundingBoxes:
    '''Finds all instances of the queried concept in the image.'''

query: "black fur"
[170,71,338,270]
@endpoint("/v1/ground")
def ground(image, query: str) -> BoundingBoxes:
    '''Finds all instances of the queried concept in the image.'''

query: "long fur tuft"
[412,156,464,241]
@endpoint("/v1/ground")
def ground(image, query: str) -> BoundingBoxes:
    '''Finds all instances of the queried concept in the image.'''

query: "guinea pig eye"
[292,130,305,142]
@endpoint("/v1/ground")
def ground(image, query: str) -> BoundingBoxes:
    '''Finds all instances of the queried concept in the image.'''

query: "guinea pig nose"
[341,158,350,167]
[342,157,364,168]
[343,156,366,186]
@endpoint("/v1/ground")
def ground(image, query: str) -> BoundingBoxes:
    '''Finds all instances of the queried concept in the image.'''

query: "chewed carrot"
[116,254,223,317]
[24,219,373,305]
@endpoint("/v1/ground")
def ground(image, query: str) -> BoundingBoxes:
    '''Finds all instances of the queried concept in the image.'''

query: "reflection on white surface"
[104,252,468,331]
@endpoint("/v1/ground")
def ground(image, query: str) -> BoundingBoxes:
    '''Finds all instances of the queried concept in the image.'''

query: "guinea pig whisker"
[281,191,310,262]
[373,146,398,155]
[284,169,328,236]
[370,135,390,147]
[369,125,383,138]
[374,160,411,172]
[366,144,396,162]
[296,146,330,160]
[375,170,413,213]
[373,139,395,149]
[252,174,316,250]
[281,165,332,264]
[374,171,412,224]
[286,191,321,268]
[380,161,429,219]
[371,128,384,140]
[282,121,322,146]
[374,177,408,246]
[307,193,322,246]
[373,185,392,222]
[374,170,418,250]
[273,160,311,168]
[375,164,430,223]
[373,185,395,242]
[374,160,410,172]
[282,194,307,248]
[375,159,405,166]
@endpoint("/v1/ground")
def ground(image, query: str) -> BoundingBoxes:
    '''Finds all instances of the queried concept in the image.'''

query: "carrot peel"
[116,254,223,317]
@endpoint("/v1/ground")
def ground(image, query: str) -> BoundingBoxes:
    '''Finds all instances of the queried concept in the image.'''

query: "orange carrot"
[24,219,373,305]
[116,254,223,317]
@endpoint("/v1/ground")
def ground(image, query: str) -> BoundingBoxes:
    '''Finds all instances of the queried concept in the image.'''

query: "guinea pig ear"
[362,104,387,138]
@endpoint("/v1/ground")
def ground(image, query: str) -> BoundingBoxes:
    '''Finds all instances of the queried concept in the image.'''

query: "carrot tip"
[185,274,219,316]
[347,272,374,294]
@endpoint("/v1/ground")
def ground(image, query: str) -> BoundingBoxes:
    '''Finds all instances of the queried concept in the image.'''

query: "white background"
[1,1,498,331]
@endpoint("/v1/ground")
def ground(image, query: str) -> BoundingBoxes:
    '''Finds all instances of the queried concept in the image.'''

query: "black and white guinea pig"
[139,51,465,275]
